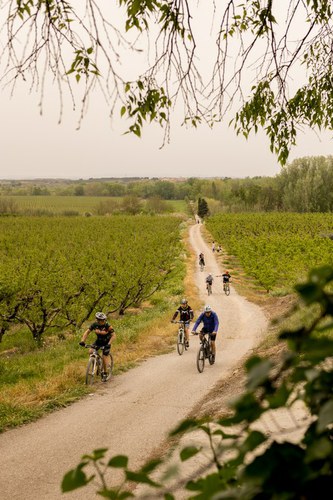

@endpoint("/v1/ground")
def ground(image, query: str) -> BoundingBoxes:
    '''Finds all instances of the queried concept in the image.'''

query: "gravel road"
[0,223,268,499]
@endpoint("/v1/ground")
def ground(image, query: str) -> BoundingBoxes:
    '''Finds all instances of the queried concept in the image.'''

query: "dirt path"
[0,223,268,499]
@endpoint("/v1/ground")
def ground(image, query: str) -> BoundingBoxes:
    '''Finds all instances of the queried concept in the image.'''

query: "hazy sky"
[1,2,332,181]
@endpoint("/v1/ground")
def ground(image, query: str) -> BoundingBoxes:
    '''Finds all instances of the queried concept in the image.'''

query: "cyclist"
[191,305,219,363]
[216,271,231,293]
[206,273,213,293]
[79,312,116,381]
[199,252,205,269]
[171,298,194,347]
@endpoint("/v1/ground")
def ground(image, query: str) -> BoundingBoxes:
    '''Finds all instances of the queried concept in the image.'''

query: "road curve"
[0,223,268,499]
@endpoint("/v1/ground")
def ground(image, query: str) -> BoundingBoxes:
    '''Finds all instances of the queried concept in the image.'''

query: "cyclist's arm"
[81,328,91,343]
[172,310,179,321]
[213,313,219,333]
[108,326,116,342]
[192,313,203,332]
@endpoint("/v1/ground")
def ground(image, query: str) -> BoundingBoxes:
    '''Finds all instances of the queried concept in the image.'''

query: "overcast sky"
[1,1,332,181]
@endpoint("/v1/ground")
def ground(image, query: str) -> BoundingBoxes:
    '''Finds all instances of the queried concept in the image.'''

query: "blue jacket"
[193,311,219,333]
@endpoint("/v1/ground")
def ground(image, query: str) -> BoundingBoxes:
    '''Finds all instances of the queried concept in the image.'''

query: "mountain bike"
[174,321,189,355]
[206,282,212,295]
[199,260,205,272]
[84,344,113,385]
[223,281,230,296]
[196,332,214,373]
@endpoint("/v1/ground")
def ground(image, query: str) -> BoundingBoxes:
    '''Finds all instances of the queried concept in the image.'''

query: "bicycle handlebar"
[84,344,110,351]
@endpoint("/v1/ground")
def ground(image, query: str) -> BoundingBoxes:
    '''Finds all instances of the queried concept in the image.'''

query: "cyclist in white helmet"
[192,305,219,363]
[79,312,116,381]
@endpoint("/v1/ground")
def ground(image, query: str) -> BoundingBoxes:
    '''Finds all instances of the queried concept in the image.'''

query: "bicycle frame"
[196,332,214,373]
[84,344,113,384]
[174,321,188,355]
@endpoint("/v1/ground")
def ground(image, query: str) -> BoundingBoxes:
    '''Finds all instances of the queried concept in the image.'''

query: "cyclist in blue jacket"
[192,305,219,363]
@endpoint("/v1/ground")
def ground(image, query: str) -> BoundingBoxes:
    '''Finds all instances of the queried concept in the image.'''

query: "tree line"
[2,156,333,213]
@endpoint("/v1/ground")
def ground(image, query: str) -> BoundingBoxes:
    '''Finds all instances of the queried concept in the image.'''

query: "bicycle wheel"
[197,346,205,373]
[85,357,97,385]
[208,344,214,365]
[207,284,212,295]
[104,353,114,381]
[225,283,230,296]
[177,329,185,355]
[184,333,189,351]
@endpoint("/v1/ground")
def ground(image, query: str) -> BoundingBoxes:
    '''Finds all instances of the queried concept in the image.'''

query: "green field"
[0,213,186,431]
[1,196,188,215]
[207,212,333,293]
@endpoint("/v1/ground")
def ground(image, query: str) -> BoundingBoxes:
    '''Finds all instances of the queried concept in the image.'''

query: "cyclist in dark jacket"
[192,305,219,363]
[172,298,194,347]
[79,312,116,381]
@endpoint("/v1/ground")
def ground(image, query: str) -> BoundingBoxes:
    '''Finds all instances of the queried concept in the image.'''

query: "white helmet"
[95,312,107,320]
[204,305,212,312]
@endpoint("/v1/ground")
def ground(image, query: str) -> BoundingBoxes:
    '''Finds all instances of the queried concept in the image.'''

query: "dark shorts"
[93,341,111,355]
[200,328,216,341]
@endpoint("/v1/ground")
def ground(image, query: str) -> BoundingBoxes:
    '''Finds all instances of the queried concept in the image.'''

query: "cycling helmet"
[204,305,212,312]
[181,298,188,305]
[95,312,107,320]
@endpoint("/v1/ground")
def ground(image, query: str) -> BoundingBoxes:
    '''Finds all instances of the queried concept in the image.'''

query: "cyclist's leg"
[210,333,216,356]
[200,327,208,342]
[184,323,190,345]
[102,344,111,372]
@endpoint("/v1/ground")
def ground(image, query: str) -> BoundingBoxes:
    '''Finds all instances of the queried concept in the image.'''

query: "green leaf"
[121,106,126,117]
[170,419,198,436]
[180,446,201,462]
[61,464,92,492]
[108,455,128,468]
[140,458,162,474]
[317,400,333,432]
[246,358,272,390]
[305,437,333,462]
[125,470,160,487]
[267,382,291,409]
[82,448,108,461]
[240,431,266,454]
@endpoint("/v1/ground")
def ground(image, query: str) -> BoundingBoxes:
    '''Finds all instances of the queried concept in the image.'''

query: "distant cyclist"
[79,312,116,381]
[206,273,213,294]
[217,270,231,283]
[192,305,219,363]
[172,298,194,347]
[199,252,205,269]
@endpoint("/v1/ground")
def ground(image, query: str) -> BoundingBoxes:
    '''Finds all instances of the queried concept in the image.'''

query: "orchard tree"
[197,197,209,219]
[2,1,333,164]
